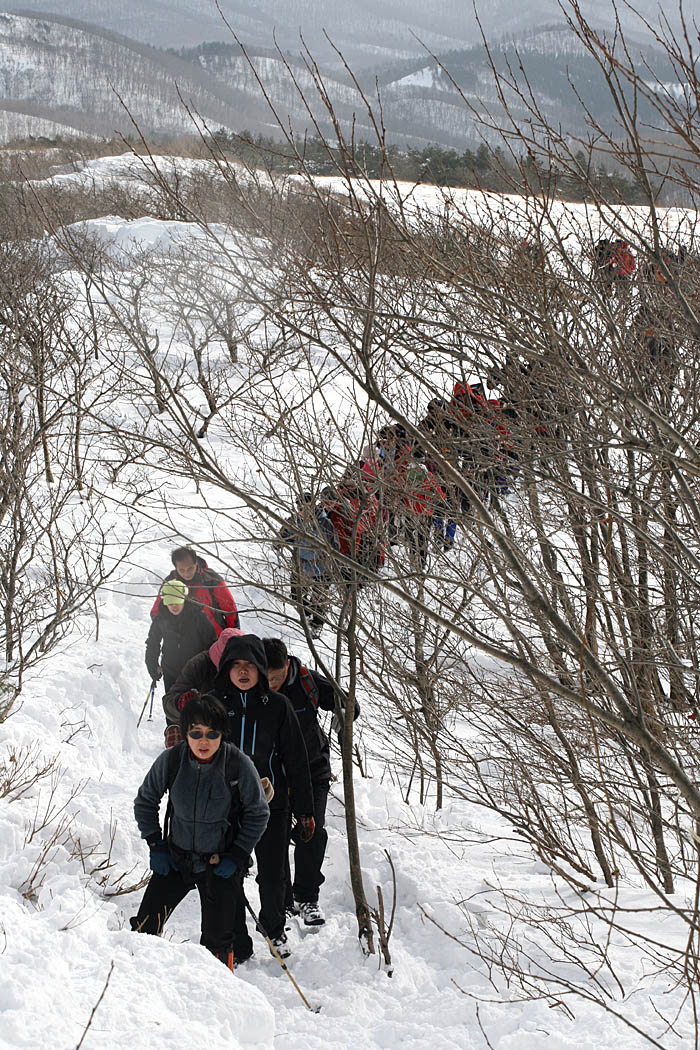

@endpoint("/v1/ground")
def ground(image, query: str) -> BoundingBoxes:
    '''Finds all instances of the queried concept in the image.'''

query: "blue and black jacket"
[213,635,314,818]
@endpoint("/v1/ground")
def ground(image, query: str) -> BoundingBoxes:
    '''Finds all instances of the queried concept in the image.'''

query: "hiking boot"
[269,933,291,959]
[296,900,325,926]
[233,936,254,963]
[286,901,300,918]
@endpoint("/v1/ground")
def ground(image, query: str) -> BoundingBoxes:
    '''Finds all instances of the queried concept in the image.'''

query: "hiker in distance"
[145,579,217,691]
[264,637,359,928]
[151,546,240,636]
[165,631,315,961]
[278,491,339,639]
[131,694,269,971]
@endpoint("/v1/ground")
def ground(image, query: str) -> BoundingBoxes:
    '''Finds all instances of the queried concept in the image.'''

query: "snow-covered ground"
[1,162,698,1049]
[6,576,689,1050]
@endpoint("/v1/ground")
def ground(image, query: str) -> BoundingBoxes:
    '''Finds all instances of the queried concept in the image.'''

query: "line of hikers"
[138,548,356,969]
[276,378,536,634]
[277,237,692,635]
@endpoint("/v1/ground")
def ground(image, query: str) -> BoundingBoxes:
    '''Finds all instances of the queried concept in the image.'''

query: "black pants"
[285,780,329,906]
[131,867,238,956]
[234,807,289,943]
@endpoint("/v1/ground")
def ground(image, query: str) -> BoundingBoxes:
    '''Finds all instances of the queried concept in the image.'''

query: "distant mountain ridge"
[0,12,686,150]
[2,0,685,66]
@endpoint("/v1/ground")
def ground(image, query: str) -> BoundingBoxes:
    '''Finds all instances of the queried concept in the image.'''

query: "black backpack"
[163,741,242,849]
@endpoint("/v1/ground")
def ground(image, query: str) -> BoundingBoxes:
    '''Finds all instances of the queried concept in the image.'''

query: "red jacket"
[610,241,636,277]
[364,456,446,518]
[328,488,384,566]
[452,383,513,463]
[402,466,446,516]
[151,557,239,637]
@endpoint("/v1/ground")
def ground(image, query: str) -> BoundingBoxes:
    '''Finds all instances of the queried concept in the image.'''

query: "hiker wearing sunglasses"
[131,694,269,970]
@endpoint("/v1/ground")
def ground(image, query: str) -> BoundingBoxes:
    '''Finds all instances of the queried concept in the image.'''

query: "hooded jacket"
[213,635,313,817]
[164,634,314,818]
[150,556,239,636]
[145,600,217,687]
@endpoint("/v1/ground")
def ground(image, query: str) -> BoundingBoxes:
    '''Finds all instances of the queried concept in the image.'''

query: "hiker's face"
[266,662,289,693]
[175,557,197,582]
[229,660,259,690]
[167,602,184,616]
[186,723,223,761]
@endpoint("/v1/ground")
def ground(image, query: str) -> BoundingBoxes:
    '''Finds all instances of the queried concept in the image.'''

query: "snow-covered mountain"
[6,0,688,64]
[0,12,279,140]
[0,13,687,150]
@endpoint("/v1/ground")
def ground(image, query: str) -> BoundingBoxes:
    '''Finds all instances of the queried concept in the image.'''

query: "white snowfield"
[1,160,697,1049]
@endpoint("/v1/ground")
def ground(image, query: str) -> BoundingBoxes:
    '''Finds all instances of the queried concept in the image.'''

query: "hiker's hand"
[176,689,201,712]
[148,840,178,876]
[211,856,239,879]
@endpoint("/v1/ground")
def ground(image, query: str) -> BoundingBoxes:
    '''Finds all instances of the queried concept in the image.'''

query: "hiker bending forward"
[131,694,269,969]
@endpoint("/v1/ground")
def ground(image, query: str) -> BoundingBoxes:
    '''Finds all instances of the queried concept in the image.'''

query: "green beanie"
[161,579,188,607]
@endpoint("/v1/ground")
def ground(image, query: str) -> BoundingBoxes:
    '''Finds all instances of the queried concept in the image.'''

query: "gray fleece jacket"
[134,742,269,870]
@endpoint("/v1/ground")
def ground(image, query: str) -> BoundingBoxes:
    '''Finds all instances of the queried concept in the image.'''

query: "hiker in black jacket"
[145,580,217,691]
[263,637,360,928]
[161,627,243,741]
[131,694,269,970]
[168,632,314,960]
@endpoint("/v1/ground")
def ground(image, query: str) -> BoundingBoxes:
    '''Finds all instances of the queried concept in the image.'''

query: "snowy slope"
[0,13,275,140]
[4,524,691,1050]
[1,170,699,1049]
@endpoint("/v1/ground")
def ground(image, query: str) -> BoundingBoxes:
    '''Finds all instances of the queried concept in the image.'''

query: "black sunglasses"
[187,729,222,740]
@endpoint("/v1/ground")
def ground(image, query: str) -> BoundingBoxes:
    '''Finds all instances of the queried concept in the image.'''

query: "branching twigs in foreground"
[75,960,114,1050]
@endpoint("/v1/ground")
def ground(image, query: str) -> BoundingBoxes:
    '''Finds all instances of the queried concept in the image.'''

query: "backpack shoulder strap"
[163,742,186,841]
[224,744,241,791]
[299,666,320,710]
[166,741,185,789]
[223,744,242,849]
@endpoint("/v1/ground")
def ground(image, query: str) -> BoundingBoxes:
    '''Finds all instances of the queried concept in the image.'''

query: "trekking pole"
[137,681,157,729]
[147,680,157,722]
[241,896,321,1013]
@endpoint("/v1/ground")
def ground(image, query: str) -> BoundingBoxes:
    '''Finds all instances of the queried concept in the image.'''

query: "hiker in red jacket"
[324,475,385,577]
[151,546,239,637]
[594,237,636,296]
